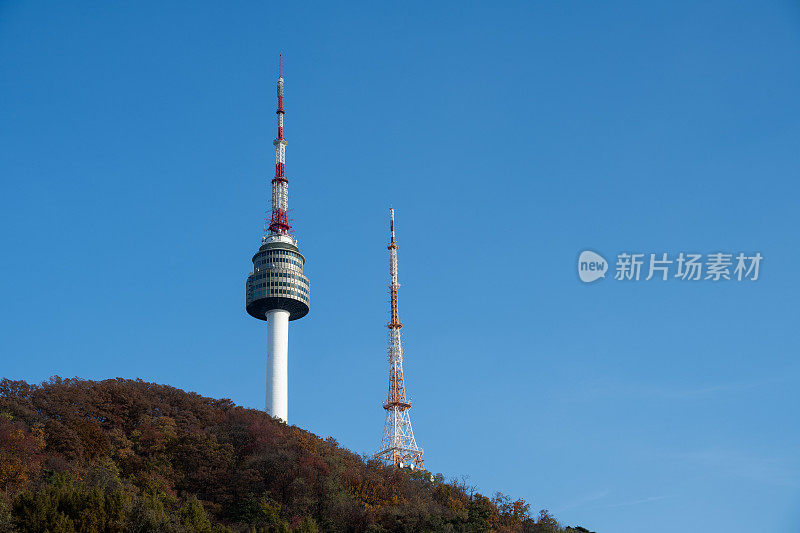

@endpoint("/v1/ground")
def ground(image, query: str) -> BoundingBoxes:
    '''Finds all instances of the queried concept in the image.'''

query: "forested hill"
[0,377,585,532]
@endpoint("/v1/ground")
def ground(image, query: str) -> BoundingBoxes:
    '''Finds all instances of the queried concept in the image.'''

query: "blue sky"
[1,1,799,531]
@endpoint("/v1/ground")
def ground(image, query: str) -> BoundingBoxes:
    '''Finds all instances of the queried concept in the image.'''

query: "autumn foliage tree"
[0,377,573,532]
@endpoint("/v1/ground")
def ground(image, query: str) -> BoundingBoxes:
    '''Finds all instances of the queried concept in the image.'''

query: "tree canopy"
[0,377,579,532]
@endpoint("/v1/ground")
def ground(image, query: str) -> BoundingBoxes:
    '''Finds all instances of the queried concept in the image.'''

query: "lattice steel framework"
[375,209,424,469]
[268,55,290,235]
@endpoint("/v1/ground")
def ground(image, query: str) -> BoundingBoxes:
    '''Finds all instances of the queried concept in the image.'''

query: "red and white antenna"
[269,54,290,234]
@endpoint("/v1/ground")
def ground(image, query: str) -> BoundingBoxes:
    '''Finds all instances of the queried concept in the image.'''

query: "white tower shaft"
[266,309,290,421]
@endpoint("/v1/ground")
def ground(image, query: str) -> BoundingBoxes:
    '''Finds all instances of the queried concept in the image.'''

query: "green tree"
[12,480,129,533]
[0,495,17,533]
[534,509,560,533]
[466,494,494,532]
[238,493,283,527]
[297,515,319,533]
[180,496,212,532]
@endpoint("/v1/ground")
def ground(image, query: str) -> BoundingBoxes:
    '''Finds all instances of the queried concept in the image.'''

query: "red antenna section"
[269,55,290,235]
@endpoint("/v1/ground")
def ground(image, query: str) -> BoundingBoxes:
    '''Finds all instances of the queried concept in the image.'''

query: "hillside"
[0,377,582,532]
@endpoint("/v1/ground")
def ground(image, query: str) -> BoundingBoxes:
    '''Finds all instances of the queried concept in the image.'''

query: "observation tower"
[245,57,310,423]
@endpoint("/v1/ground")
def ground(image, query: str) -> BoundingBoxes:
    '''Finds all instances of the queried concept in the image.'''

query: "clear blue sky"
[1,2,799,531]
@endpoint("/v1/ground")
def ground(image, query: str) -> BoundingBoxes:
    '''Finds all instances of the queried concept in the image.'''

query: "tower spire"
[269,55,290,235]
[388,208,400,329]
[376,208,424,469]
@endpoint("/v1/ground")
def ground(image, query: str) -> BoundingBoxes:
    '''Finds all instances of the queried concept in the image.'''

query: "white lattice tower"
[376,208,423,469]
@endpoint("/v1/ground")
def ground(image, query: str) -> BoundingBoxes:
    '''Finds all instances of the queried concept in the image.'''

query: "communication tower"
[375,209,423,469]
[245,56,310,423]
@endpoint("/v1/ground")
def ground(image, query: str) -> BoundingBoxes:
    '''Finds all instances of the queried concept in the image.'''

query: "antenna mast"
[269,54,290,235]
[376,208,424,469]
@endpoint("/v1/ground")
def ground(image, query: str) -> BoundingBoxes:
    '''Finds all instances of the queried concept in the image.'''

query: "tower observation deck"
[245,57,310,423]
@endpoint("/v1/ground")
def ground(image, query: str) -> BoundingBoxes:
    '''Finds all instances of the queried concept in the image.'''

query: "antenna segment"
[376,208,424,469]
[269,54,290,235]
